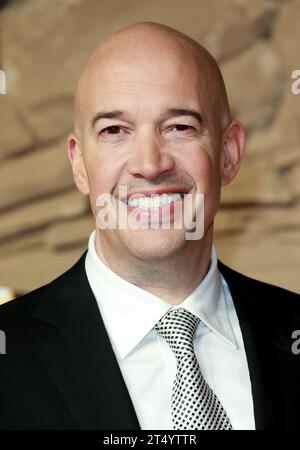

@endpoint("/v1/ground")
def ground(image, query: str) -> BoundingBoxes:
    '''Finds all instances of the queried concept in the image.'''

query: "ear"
[220,120,246,186]
[67,134,89,195]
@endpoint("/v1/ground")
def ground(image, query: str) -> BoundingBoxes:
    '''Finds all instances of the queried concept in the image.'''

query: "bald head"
[68,22,245,275]
[73,22,231,139]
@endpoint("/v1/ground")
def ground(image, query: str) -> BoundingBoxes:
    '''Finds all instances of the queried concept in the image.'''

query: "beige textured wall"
[0,0,299,296]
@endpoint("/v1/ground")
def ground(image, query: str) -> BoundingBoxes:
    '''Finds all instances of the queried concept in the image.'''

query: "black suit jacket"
[0,251,300,430]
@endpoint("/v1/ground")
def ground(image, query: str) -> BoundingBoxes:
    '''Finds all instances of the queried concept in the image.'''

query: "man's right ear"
[67,134,90,196]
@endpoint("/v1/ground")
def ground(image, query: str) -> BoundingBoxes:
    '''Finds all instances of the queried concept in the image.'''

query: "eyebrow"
[91,110,124,129]
[91,107,203,130]
[165,108,203,125]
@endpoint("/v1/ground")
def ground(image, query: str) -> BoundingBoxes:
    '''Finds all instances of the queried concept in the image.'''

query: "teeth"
[127,193,182,209]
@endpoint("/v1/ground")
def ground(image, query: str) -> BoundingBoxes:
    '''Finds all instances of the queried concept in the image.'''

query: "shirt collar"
[85,230,237,359]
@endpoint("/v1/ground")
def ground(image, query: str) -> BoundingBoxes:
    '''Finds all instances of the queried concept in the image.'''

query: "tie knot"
[155,308,200,359]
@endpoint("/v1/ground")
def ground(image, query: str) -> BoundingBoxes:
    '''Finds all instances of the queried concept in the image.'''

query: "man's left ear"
[220,120,245,186]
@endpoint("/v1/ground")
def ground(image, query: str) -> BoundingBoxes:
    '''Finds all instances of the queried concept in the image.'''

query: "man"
[0,22,299,430]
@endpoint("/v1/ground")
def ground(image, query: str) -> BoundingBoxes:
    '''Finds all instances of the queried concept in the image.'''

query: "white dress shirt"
[85,230,255,430]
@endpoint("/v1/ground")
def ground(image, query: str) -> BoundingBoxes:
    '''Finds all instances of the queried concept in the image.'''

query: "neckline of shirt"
[85,230,237,359]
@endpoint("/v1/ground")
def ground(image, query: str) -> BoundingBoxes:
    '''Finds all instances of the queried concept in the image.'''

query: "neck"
[94,225,214,305]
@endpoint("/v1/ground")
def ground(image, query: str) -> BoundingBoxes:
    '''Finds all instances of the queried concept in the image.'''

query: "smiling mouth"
[125,192,184,209]
[121,192,187,209]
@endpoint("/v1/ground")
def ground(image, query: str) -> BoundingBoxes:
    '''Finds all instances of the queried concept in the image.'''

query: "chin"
[117,228,187,262]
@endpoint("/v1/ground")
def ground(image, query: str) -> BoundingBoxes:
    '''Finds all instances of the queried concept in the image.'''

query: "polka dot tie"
[155,307,232,430]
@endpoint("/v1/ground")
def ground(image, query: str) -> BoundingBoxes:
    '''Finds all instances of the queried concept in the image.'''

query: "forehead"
[80,51,208,121]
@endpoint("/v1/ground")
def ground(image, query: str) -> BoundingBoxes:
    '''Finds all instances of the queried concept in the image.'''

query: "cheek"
[85,159,117,218]
[85,149,123,196]
[183,149,220,192]
[182,147,221,223]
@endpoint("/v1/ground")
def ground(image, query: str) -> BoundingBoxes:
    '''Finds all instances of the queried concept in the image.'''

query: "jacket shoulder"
[218,259,300,311]
[0,251,87,331]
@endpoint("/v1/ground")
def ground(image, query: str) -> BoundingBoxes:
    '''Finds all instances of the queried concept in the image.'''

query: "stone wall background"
[0,0,299,297]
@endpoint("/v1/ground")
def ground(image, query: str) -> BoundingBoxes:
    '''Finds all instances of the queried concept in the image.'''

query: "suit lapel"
[218,260,300,430]
[32,253,141,430]
[30,252,300,430]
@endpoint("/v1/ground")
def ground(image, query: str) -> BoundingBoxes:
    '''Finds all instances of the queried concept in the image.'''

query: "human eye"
[97,125,130,143]
[99,125,123,136]
[175,124,190,130]
[169,124,196,133]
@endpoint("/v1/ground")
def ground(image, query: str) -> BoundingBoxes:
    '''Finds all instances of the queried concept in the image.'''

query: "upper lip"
[119,186,192,203]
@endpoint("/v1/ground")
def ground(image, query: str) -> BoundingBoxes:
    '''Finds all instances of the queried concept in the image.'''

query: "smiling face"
[68,23,245,264]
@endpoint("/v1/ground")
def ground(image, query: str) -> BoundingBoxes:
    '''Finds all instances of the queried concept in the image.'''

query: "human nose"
[127,127,175,180]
